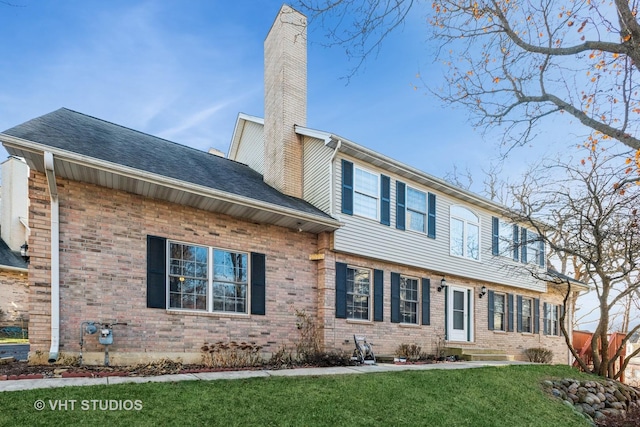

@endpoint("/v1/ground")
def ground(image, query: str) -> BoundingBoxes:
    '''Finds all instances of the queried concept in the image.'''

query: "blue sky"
[1,1,611,328]
[0,0,567,188]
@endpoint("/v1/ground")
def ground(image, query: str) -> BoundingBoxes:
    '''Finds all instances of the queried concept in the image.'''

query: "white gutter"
[0,264,28,273]
[43,151,60,363]
[1,136,340,231]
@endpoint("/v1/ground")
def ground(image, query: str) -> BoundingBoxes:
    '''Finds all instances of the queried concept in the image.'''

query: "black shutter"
[539,240,545,267]
[543,302,549,335]
[507,293,514,332]
[391,272,400,323]
[146,235,167,309]
[396,181,406,230]
[374,269,384,321]
[513,225,520,261]
[335,262,347,318]
[380,175,390,226]
[488,290,495,330]
[421,278,430,325]
[516,295,523,332]
[427,193,436,238]
[521,228,528,263]
[534,298,540,334]
[341,160,353,215]
[492,217,499,255]
[250,253,266,315]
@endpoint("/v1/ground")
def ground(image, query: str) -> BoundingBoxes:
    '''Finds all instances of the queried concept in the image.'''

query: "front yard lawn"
[0,364,593,426]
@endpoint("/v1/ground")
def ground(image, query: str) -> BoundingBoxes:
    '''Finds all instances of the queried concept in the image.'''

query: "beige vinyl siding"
[332,154,545,292]
[234,120,265,174]
[302,136,332,214]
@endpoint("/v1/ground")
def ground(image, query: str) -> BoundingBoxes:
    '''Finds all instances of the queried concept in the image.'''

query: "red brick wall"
[28,171,318,362]
[316,250,571,364]
[28,169,571,365]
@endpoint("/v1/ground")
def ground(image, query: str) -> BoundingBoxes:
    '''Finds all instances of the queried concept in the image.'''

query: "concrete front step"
[444,347,515,361]
[461,353,516,361]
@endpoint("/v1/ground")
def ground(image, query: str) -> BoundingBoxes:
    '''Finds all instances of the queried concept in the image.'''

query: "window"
[545,303,560,336]
[169,242,208,311]
[450,206,480,260]
[521,298,533,333]
[521,228,545,267]
[498,221,514,256]
[493,293,506,331]
[212,249,248,313]
[168,242,248,314]
[407,187,427,233]
[354,167,379,219]
[400,276,419,324]
[346,267,371,320]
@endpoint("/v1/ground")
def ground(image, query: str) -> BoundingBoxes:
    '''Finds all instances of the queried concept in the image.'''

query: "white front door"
[448,286,471,342]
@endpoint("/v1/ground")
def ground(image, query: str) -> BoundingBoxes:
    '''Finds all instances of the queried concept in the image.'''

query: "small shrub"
[294,309,321,363]
[268,345,295,369]
[524,347,553,363]
[201,341,263,368]
[395,343,423,361]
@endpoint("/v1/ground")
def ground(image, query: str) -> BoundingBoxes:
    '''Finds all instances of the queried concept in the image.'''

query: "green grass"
[0,365,594,427]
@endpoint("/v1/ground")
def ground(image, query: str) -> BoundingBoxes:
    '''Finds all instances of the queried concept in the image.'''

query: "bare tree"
[297,0,640,166]
[511,145,640,379]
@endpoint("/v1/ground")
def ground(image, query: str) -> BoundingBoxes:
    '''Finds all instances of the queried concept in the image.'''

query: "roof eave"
[1,134,340,233]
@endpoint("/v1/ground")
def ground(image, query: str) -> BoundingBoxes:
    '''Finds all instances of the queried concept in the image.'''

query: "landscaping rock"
[544,377,640,426]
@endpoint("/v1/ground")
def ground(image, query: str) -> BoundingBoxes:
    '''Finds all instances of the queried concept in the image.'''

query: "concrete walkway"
[0,360,530,392]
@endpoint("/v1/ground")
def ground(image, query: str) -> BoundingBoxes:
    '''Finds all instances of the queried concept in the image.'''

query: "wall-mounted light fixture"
[437,277,447,292]
[20,243,30,263]
[479,285,487,298]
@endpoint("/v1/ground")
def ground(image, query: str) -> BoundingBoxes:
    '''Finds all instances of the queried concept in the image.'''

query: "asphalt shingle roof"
[0,238,27,270]
[3,108,331,219]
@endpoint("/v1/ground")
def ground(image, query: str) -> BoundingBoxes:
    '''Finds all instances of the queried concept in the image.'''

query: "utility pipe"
[43,151,60,363]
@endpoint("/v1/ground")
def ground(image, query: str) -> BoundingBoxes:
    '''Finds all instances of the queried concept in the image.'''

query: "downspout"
[328,139,342,217]
[43,152,60,363]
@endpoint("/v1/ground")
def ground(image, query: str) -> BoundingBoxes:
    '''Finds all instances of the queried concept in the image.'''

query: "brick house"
[0,156,29,327]
[0,5,585,365]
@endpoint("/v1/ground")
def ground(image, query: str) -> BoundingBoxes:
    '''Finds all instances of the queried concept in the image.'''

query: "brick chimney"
[263,4,307,198]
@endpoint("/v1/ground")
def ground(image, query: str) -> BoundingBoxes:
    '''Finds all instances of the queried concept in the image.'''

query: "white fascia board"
[1,134,340,231]
[0,264,28,273]
[294,125,332,144]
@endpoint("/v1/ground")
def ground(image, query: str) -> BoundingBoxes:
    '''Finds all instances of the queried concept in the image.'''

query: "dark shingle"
[0,238,27,270]
[3,108,331,218]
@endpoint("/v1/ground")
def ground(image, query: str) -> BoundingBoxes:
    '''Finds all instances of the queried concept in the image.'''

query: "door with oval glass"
[447,286,472,342]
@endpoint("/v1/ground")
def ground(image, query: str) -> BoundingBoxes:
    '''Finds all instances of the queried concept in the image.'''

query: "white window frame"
[545,303,560,336]
[498,220,514,257]
[406,186,427,233]
[526,231,541,265]
[167,240,249,315]
[353,166,379,220]
[346,266,372,321]
[400,275,419,324]
[450,206,480,260]
[493,293,506,331]
[521,297,533,333]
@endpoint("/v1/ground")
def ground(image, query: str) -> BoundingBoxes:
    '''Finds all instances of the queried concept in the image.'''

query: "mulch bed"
[0,359,269,381]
